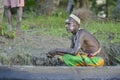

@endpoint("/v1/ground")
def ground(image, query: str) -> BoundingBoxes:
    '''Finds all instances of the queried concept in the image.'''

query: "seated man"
[47,14,104,66]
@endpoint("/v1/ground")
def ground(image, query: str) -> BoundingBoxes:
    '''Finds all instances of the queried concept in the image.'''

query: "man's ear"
[75,22,79,28]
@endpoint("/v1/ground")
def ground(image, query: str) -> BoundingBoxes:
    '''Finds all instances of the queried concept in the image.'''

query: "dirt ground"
[0,31,70,66]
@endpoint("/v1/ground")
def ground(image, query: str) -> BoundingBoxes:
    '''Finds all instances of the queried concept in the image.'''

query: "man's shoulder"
[78,28,88,33]
[78,28,92,37]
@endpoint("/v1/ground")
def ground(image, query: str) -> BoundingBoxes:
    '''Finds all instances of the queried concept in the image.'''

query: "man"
[4,0,24,35]
[47,14,104,66]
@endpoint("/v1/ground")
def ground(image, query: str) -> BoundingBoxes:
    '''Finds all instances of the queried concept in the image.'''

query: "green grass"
[21,13,120,44]
[21,13,70,37]
[82,21,120,43]
[1,8,120,44]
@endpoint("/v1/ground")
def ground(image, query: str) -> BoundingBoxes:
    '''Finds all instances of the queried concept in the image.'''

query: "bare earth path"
[0,32,70,65]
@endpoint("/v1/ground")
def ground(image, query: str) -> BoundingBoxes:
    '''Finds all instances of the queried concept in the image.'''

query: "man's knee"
[4,6,10,10]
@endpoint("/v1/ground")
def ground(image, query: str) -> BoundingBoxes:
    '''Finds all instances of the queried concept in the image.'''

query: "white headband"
[69,14,80,24]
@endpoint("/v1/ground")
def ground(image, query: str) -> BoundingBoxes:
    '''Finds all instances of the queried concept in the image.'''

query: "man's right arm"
[70,35,74,48]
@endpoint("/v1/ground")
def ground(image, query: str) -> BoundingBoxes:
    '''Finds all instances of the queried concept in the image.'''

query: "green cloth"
[60,54,104,66]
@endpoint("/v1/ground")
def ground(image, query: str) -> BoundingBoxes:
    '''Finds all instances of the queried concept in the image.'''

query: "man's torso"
[72,29,100,54]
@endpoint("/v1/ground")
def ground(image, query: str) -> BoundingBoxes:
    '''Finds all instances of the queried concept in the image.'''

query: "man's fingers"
[46,53,53,58]
[87,53,93,57]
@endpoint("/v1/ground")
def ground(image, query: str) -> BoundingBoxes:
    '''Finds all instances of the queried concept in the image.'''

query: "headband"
[69,14,80,24]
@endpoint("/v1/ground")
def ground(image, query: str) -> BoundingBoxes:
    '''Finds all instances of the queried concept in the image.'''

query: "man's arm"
[70,35,74,48]
[47,30,85,57]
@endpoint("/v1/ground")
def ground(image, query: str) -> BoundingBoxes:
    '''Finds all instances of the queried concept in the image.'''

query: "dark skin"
[47,17,101,58]
[4,6,23,34]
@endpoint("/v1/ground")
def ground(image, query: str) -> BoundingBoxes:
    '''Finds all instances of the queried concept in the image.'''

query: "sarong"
[59,54,104,66]
[4,0,24,8]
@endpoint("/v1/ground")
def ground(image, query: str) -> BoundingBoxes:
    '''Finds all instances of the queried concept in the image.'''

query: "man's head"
[65,14,80,33]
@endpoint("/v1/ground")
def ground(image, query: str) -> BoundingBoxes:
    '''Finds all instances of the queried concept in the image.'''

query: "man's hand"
[87,53,94,57]
[46,49,58,58]
[46,53,53,58]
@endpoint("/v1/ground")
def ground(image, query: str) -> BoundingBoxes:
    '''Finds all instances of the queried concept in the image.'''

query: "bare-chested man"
[4,0,24,35]
[47,14,104,66]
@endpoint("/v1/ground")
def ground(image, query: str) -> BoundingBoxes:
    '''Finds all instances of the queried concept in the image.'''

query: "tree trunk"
[66,0,75,13]
[0,0,4,23]
[112,0,120,21]
[36,0,60,16]
[105,0,109,18]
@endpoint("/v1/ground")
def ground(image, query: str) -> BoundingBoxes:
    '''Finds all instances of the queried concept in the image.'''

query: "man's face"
[65,18,77,33]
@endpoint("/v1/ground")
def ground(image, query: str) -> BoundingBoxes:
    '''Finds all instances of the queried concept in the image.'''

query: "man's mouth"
[66,28,71,32]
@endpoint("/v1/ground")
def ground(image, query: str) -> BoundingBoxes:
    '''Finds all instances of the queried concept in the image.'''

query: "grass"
[1,8,120,44]
[21,13,70,37]
[21,12,120,44]
[81,21,120,43]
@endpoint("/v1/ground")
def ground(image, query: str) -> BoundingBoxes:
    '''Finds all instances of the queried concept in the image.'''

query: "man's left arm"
[47,31,85,57]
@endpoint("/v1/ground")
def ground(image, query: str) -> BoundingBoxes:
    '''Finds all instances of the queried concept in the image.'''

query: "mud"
[0,31,70,66]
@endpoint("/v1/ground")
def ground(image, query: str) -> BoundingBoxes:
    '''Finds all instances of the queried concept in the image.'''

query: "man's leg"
[4,6,13,31]
[60,54,104,66]
[16,7,23,35]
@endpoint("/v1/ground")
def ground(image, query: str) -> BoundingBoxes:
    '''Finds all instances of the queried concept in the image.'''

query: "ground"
[0,30,70,66]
